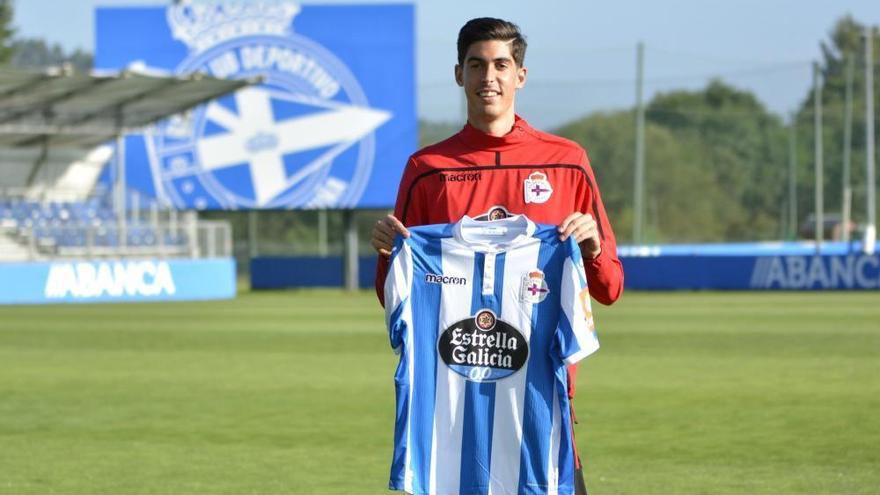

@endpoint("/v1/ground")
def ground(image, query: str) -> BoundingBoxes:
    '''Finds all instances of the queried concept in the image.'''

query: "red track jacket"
[375,116,624,395]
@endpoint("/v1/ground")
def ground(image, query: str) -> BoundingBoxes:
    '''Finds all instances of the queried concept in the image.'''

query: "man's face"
[455,40,527,125]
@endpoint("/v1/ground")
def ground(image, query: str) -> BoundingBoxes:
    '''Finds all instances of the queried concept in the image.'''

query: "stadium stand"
[0,193,197,260]
[0,67,253,264]
[0,142,199,261]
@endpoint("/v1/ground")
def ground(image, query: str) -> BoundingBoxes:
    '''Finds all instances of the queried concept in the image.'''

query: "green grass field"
[1,291,878,494]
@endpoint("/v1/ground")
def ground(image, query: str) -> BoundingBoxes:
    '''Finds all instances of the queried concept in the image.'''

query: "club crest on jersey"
[437,309,529,382]
[474,205,512,221]
[524,171,553,204]
[579,288,595,331]
[521,269,550,303]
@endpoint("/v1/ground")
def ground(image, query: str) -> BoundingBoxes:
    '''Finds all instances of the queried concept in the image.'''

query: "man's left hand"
[558,212,601,260]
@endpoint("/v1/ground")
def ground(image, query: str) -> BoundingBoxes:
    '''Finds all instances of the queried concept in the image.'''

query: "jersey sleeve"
[376,156,424,307]
[384,236,413,353]
[554,237,600,365]
[578,149,624,306]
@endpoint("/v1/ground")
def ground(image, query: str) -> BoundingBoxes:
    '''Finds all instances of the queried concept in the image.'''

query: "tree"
[9,38,93,72]
[0,0,93,72]
[556,79,791,243]
[556,110,740,243]
[645,80,789,240]
[0,0,14,64]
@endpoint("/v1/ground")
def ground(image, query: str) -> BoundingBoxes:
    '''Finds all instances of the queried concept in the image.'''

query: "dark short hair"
[457,17,527,67]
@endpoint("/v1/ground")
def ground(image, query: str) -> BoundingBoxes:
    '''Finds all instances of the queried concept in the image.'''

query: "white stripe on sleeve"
[559,256,600,365]
[384,240,413,353]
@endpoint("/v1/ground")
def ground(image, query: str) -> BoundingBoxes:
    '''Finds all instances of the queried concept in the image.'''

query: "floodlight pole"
[115,131,127,251]
[633,41,646,245]
[813,62,824,253]
[842,54,854,244]
[248,210,258,258]
[112,102,130,253]
[788,113,797,239]
[343,209,358,291]
[318,209,328,257]
[865,27,876,254]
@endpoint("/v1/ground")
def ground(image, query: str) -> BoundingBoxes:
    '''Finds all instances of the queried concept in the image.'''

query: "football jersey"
[384,215,599,495]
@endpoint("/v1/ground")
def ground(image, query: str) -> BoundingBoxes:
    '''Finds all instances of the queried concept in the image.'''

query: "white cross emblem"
[195,87,391,206]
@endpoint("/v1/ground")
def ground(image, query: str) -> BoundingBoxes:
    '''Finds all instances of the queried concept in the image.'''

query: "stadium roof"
[0,66,255,148]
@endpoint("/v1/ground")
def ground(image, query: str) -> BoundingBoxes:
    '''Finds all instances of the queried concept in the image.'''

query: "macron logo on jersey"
[425,273,467,285]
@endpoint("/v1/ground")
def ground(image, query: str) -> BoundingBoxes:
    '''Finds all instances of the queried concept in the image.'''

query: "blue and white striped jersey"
[384,215,599,495]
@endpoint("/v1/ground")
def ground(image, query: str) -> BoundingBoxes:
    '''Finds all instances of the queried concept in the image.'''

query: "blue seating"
[0,197,188,252]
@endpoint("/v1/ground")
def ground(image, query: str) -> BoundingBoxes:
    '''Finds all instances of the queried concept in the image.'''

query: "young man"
[372,17,623,494]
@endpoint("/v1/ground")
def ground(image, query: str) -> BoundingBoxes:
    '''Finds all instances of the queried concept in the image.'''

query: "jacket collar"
[458,114,534,151]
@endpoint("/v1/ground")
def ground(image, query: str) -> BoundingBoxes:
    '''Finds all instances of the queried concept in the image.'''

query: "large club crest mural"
[96,1,416,209]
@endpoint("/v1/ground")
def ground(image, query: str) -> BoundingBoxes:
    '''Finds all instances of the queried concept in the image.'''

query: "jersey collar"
[458,114,533,151]
[452,214,537,253]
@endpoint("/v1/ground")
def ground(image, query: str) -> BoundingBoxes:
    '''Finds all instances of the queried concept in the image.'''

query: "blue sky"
[12,0,880,128]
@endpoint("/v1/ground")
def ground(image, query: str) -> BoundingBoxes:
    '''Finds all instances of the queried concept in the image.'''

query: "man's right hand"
[371,214,409,257]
